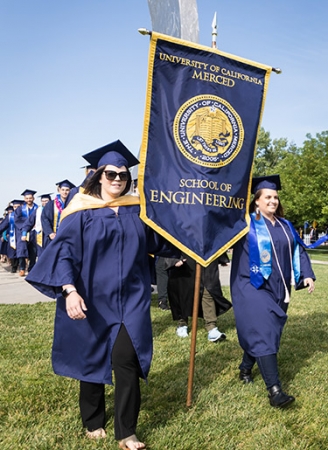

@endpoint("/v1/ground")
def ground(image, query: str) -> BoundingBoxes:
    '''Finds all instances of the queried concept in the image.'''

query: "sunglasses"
[103,170,130,181]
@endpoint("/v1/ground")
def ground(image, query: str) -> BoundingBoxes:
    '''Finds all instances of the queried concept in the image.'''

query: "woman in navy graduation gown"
[26,141,176,450]
[230,175,315,408]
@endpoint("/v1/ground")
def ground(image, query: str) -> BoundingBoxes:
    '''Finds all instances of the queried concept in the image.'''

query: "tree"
[253,127,290,175]
[254,129,328,230]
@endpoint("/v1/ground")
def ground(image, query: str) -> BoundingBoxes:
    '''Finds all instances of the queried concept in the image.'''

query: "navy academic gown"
[230,218,315,358]
[22,208,44,256]
[0,215,16,259]
[0,226,8,255]
[41,200,57,249]
[14,203,38,258]
[26,204,176,385]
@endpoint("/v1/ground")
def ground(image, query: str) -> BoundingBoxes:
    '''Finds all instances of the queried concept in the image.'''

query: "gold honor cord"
[60,193,140,222]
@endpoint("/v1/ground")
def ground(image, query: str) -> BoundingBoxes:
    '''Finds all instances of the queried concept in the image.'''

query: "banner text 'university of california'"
[139,32,272,266]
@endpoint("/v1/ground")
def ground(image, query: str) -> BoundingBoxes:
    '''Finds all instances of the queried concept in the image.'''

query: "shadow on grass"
[140,304,240,430]
[279,310,328,385]
[142,299,328,433]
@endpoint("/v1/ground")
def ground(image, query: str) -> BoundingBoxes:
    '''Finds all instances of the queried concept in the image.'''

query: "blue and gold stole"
[22,203,38,217]
[9,212,16,249]
[249,212,301,289]
[21,203,38,241]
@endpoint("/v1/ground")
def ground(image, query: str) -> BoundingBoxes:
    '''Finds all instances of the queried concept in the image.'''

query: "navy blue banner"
[139,32,272,266]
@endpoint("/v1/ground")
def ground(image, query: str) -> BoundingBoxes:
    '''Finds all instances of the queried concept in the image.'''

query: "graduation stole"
[9,212,16,249]
[53,195,65,232]
[249,212,301,289]
[22,203,38,217]
[60,192,140,222]
[35,206,43,247]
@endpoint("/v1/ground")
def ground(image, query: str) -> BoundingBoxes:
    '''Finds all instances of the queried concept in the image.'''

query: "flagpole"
[187,11,217,408]
[186,262,202,407]
[212,12,217,48]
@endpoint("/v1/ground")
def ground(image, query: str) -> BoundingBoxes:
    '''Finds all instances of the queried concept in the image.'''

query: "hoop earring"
[255,205,260,220]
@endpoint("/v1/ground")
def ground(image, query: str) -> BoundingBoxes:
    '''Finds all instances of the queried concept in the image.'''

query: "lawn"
[0,263,327,449]
[307,246,328,262]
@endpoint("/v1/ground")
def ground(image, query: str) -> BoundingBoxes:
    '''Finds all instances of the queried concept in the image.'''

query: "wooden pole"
[186,262,202,407]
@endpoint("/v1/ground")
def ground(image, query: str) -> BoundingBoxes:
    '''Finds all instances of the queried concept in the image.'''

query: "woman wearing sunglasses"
[26,140,177,449]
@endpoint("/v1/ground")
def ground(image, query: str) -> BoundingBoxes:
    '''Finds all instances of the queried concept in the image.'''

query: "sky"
[1,0,327,213]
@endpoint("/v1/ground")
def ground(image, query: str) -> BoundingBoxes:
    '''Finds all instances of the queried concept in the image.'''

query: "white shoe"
[176,325,188,338]
[208,327,226,342]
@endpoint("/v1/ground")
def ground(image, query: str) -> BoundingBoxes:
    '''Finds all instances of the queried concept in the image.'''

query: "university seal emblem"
[260,250,271,264]
[173,95,244,167]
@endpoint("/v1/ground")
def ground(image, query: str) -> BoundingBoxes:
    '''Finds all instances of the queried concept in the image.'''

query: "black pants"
[18,257,26,271]
[79,325,142,440]
[27,240,37,271]
[155,257,168,304]
[240,351,280,389]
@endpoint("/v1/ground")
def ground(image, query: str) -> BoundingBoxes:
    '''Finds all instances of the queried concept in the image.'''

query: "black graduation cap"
[21,189,37,196]
[5,205,14,212]
[11,199,25,205]
[38,193,53,200]
[56,180,76,189]
[82,140,139,169]
[251,175,281,194]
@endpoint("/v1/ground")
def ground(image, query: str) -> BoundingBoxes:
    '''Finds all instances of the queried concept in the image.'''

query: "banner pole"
[186,262,202,407]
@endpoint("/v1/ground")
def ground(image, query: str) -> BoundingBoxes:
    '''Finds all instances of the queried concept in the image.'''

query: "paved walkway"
[0,259,326,305]
[0,262,53,305]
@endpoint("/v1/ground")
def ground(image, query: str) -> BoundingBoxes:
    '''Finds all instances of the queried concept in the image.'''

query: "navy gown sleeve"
[21,209,37,233]
[145,226,181,258]
[41,201,55,238]
[26,211,84,298]
[0,216,9,234]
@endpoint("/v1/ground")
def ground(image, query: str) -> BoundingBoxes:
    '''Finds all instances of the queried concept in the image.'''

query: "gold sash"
[60,193,140,222]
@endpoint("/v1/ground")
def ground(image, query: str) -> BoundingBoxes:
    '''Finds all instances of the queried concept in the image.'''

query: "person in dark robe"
[230,175,315,408]
[26,140,177,450]
[15,189,38,275]
[155,256,170,310]
[0,207,13,264]
[21,193,52,257]
[41,180,75,248]
[66,165,96,205]
[165,254,232,339]
[0,218,8,263]
[0,201,24,272]
[0,201,21,271]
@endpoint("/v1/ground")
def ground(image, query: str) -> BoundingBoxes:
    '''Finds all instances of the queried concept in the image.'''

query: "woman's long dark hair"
[250,189,284,218]
[83,165,132,199]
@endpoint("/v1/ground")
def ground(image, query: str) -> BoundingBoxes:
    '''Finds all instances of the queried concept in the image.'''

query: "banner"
[139,32,272,266]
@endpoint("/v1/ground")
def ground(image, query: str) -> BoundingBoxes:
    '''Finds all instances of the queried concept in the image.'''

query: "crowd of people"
[0,143,317,449]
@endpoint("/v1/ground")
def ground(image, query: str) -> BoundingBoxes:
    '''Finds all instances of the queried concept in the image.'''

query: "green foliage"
[254,129,328,229]
[1,265,328,449]
[254,127,291,175]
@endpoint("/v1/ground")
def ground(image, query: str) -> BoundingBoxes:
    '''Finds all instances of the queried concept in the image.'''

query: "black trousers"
[155,256,168,304]
[240,351,280,389]
[79,324,142,440]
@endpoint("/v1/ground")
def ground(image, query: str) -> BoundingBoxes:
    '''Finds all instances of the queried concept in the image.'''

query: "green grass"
[0,264,328,449]
[307,246,328,262]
